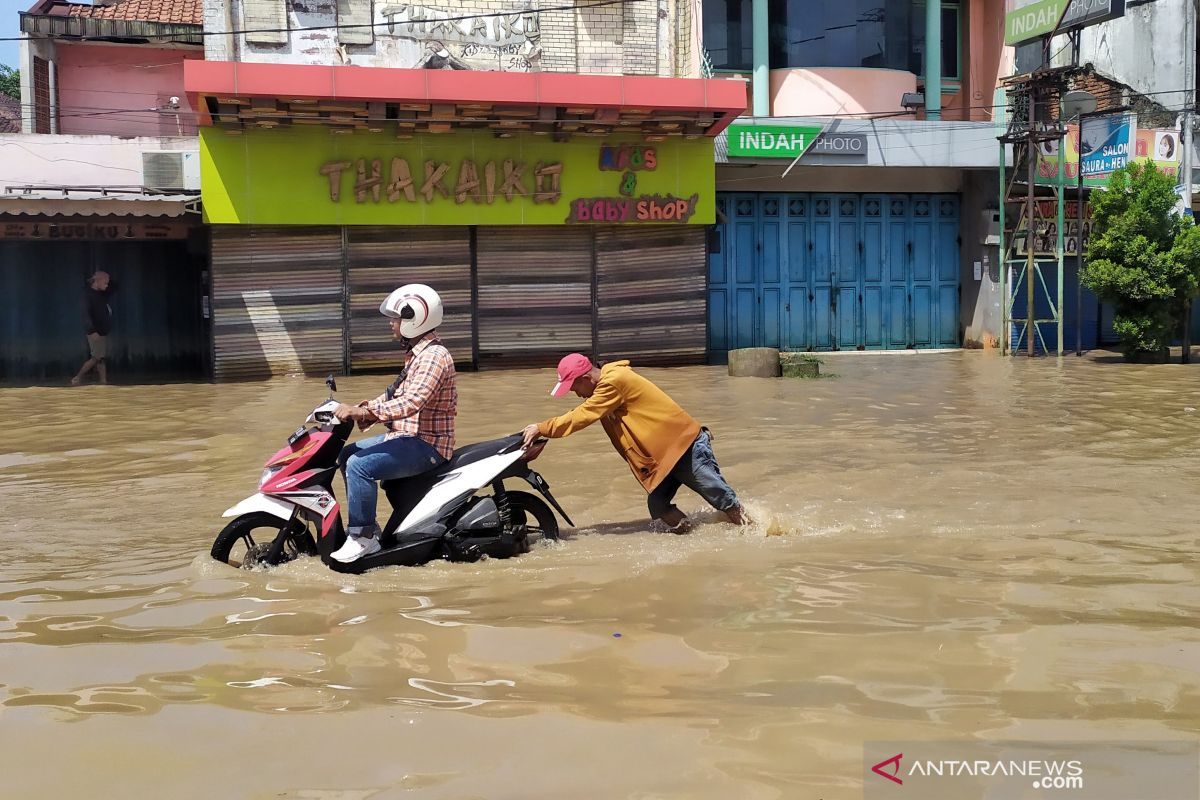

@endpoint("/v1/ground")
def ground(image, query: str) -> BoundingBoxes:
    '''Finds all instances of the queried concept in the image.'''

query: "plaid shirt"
[365,333,457,460]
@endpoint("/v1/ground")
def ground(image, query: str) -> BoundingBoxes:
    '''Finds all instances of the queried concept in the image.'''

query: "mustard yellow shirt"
[537,361,702,491]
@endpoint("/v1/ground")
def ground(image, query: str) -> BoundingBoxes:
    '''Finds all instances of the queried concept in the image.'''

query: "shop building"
[1013,2,1200,351]
[2,0,207,383]
[710,117,1004,356]
[191,0,743,379]
[700,0,1012,355]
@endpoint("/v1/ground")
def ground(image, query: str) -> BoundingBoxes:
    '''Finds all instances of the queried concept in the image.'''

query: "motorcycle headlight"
[259,465,284,488]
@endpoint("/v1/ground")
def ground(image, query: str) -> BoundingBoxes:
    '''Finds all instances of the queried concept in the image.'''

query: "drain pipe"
[925,0,942,120]
[1182,0,1195,363]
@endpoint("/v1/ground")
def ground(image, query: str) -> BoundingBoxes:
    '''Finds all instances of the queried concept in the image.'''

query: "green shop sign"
[1005,0,1124,46]
[1004,0,1065,46]
[725,123,823,159]
[200,128,715,225]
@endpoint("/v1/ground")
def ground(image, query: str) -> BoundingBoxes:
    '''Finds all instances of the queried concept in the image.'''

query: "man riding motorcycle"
[330,284,457,563]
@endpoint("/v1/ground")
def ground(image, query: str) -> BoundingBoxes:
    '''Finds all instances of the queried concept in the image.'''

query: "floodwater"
[1,352,1199,799]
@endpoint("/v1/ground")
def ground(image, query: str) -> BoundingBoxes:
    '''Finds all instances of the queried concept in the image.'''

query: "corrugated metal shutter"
[595,226,707,365]
[211,226,344,381]
[476,226,593,368]
[346,226,473,371]
[0,239,206,381]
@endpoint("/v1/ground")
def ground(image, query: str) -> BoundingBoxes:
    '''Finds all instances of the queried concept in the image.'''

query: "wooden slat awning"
[184,61,746,141]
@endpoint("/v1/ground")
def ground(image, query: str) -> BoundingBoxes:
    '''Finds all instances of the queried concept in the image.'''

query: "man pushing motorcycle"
[330,284,457,563]
[522,355,748,533]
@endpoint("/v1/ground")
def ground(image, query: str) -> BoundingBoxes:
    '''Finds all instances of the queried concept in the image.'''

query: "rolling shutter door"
[595,226,707,365]
[475,226,593,368]
[210,226,343,380]
[345,226,473,370]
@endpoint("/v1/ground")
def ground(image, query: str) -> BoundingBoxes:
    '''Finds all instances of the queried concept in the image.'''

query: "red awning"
[184,61,745,140]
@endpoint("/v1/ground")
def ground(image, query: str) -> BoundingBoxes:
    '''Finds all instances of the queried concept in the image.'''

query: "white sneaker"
[331,534,382,563]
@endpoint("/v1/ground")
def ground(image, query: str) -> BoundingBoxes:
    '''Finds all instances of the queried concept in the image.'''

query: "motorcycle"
[211,376,572,575]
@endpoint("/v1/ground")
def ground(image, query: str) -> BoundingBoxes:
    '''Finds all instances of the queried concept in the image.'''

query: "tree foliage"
[0,65,18,100]
[1082,161,1200,355]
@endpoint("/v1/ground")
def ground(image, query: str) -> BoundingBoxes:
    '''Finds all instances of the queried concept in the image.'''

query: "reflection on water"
[2,353,1199,798]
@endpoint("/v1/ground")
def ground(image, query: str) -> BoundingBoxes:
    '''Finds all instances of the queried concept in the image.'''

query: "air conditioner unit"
[142,151,200,191]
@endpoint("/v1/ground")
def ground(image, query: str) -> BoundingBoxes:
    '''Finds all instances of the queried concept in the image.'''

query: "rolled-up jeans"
[647,429,740,520]
[338,434,445,538]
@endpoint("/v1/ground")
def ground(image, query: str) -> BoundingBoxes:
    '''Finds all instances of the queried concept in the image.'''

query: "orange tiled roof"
[64,0,202,26]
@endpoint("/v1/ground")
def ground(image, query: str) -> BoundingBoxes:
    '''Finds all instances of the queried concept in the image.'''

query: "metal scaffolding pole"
[1026,95,1036,357]
[999,68,1072,358]
[1056,123,1065,357]
[1000,139,1008,356]
[1076,126,1085,356]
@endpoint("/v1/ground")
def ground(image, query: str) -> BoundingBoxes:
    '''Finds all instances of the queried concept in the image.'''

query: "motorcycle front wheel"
[211,512,317,569]
[506,490,560,545]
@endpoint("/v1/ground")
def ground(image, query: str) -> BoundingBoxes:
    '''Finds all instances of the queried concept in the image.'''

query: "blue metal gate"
[709,193,960,359]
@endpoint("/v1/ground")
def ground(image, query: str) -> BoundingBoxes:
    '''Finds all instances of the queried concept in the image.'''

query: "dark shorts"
[647,429,740,519]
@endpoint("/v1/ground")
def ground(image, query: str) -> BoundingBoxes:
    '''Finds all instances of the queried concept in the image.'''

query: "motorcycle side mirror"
[325,374,338,396]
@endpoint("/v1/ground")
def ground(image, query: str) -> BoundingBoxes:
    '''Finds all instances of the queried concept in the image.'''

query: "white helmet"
[379,284,443,339]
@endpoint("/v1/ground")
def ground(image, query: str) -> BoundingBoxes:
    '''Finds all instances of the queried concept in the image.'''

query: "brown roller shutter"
[595,226,707,365]
[345,226,473,371]
[210,226,344,381]
[476,226,593,368]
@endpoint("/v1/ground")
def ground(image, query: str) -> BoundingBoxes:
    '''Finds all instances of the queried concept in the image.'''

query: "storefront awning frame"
[184,61,746,141]
[0,186,200,217]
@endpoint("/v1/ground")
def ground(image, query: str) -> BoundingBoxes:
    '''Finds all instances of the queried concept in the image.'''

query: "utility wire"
[10,83,1200,134]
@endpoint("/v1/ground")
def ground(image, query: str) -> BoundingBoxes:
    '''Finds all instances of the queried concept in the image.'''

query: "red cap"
[551,353,592,397]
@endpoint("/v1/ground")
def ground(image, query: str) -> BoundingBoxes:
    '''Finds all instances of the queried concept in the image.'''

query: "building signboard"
[725,123,823,159]
[1036,115,1155,189]
[808,132,868,157]
[0,220,189,240]
[1013,199,1094,256]
[1135,129,1181,181]
[1059,0,1125,32]
[200,128,715,225]
[1079,113,1137,184]
[1005,0,1126,47]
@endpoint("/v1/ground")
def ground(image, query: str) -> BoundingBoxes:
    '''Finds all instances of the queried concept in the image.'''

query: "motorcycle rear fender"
[521,469,575,527]
[222,492,295,522]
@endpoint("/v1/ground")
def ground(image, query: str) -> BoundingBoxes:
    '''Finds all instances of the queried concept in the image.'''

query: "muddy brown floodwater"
[1,352,1199,799]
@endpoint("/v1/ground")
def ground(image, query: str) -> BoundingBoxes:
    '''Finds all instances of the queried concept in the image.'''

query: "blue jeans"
[647,429,740,520]
[338,434,445,538]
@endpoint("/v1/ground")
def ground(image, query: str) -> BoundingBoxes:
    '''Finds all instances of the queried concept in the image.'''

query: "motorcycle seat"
[381,433,523,491]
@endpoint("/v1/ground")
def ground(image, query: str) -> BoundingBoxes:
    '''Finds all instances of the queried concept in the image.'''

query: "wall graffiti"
[376,4,541,72]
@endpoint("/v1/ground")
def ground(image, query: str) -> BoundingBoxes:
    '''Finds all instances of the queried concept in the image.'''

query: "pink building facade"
[52,43,201,137]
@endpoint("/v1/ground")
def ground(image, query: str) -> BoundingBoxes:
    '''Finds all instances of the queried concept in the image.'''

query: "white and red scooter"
[211,376,572,575]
